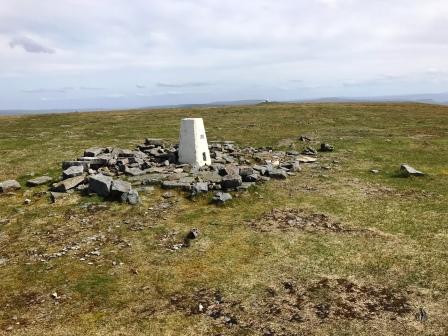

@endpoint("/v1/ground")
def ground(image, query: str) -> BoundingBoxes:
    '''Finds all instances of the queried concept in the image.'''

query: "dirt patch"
[170,278,415,335]
[247,208,350,233]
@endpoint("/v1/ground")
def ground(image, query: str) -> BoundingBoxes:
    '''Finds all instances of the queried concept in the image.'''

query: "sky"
[1,0,448,110]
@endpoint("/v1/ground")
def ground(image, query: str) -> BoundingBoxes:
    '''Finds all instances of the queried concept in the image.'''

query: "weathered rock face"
[84,147,104,157]
[88,174,113,197]
[400,164,425,177]
[0,180,21,193]
[320,143,334,152]
[63,165,85,179]
[27,176,53,187]
[268,169,288,180]
[120,190,139,205]
[51,175,85,192]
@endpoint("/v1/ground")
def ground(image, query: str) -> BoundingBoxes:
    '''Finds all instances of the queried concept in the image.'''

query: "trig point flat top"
[178,118,211,167]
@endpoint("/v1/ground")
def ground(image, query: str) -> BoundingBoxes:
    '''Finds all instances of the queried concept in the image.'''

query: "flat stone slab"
[0,180,21,193]
[401,164,425,177]
[212,192,232,204]
[111,179,132,196]
[63,165,85,178]
[27,176,53,187]
[297,155,317,163]
[84,147,104,157]
[124,167,145,176]
[62,161,90,170]
[162,181,192,190]
[51,175,86,192]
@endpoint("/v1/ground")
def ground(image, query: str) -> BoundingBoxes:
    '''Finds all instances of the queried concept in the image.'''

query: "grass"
[0,103,447,335]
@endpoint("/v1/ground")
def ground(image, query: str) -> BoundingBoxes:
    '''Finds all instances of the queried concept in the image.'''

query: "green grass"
[0,103,447,335]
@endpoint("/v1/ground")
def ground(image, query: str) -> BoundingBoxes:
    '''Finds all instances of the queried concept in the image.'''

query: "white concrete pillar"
[178,118,211,167]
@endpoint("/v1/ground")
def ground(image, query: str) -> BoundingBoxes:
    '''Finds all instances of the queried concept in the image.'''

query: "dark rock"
[400,164,425,177]
[27,176,53,187]
[299,135,311,142]
[242,173,259,182]
[50,191,70,203]
[63,165,85,178]
[320,143,334,152]
[253,165,268,176]
[88,174,113,197]
[51,175,85,192]
[186,228,200,240]
[221,175,242,189]
[268,169,288,179]
[0,180,21,193]
[84,147,104,157]
[302,146,318,156]
[121,190,140,205]
[212,192,232,205]
[415,308,428,322]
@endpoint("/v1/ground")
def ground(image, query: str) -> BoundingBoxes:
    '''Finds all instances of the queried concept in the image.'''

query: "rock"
[110,180,132,197]
[268,169,288,179]
[400,164,425,177]
[23,198,31,205]
[51,175,85,192]
[162,181,192,190]
[196,171,222,183]
[186,228,200,240]
[124,167,145,176]
[281,161,301,172]
[77,157,108,166]
[415,307,428,322]
[253,165,268,176]
[370,169,380,174]
[192,182,209,194]
[297,155,317,163]
[63,165,85,178]
[88,174,113,197]
[50,191,69,203]
[212,192,232,205]
[238,182,255,191]
[27,176,53,186]
[0,180,21,193]
[320,143,334,152]
[121,190,140,205]
[302,146,317,156]
[219,165,240,176]
[84,147,104,157]
[135,186,155,193]
[62,161,89,170]
[145,138,163,146]
[242,173,259,182]
[239,166,254,177]
[221,175,242,189]
[162,191,175,198]
[299,135,311,142]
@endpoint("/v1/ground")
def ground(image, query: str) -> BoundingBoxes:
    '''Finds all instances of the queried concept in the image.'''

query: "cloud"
[79,86,105,91]
[156,82,213,88]
[9,36,55,54]
[22,87,73,93]
[136,84,146,89]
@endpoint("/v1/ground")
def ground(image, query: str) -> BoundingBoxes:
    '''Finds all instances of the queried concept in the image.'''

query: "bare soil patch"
[170,277,415,335]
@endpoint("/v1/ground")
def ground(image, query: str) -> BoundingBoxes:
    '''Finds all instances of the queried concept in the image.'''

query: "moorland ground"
[0,103,447,335]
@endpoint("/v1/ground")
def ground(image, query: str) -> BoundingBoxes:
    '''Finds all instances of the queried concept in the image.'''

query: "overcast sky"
[1,0,448,110]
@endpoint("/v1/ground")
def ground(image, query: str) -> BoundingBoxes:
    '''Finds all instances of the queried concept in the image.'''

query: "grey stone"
[243,173,259,182]
[239,166,254,176]
[219,164,239,176]
[370,169,380,174]
[0,180,21,193]
[145,138,163,146]
[400,164,425,177]
[221,175,242,189]
[124,167,145,176]
[162,181,192,190]
[212,192,232,205]
[192,182,209,194]
[27,176,53,187]
[196,171,222,183]
[77,157,108,166]
[110,179,132,197]
[186,228,199,240]
[297,155,317,163]
[268,169,288,179]
[238,182,255,191]
[253,165,268,176]
[51,175,85,192]
[302,146,318,156]
[62,161,90,170]
[121,190,140,205]
[320,143,334,152]
[84,147,104,157]
[63,165,85,178]
[50,191,70,203]
[135,186,155,193]
[88,174,113,197]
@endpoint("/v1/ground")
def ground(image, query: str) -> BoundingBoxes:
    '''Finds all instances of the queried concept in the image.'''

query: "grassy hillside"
[0,103,447,335]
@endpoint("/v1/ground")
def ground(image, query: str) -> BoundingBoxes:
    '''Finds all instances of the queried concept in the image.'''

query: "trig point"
[178,118,211,167]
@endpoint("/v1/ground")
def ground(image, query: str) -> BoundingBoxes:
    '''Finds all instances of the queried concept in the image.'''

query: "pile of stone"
[43,138,319,205]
